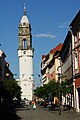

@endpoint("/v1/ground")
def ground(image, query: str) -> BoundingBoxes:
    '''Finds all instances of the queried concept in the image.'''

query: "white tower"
[18,6,34,101]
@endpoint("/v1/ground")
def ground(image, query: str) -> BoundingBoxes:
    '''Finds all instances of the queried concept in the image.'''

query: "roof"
[20,5,29,25]
[42,55,46,60]
[50,43,63,54]
[41,43,62,63]
[0,50,6,58]
[60,31,71,55]
[69,10,80,27]
[5,61,9,67]
[21,15,29,25]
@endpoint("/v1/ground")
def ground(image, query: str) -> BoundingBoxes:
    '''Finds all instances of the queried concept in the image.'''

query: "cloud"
[33,33,56,39]
[58,21,69,29]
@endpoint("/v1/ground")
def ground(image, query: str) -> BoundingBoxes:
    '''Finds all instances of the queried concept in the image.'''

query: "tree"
[34,80,59,100]
[34,79,73,101]
[2,80,21,103]
[34,86,47,99]
[61,79,73,95]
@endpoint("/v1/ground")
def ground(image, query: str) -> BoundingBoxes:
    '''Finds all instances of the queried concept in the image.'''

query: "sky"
[0,0,80,86]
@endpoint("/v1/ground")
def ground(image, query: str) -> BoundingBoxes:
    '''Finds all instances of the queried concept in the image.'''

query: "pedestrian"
[31,101,34,107]
[33,102,36,109]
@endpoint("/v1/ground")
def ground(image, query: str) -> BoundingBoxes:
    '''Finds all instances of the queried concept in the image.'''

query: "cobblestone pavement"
[16,105,80,120]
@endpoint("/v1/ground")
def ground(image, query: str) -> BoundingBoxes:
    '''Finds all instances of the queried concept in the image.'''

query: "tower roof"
[20,5,29,25]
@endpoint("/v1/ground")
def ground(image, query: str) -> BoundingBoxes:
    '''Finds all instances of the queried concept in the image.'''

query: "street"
[15,105,80,120]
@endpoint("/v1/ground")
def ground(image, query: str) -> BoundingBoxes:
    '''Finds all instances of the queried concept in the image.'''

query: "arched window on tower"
[23,39,27,49]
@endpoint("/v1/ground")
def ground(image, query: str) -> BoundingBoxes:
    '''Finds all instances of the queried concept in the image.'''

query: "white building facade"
[18,6,34,101]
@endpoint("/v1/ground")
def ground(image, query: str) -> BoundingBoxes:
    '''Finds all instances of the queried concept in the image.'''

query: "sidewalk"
[40,105,80,118]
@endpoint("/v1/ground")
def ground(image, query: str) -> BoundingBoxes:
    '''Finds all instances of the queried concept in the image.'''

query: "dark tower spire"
[24,4,26,16]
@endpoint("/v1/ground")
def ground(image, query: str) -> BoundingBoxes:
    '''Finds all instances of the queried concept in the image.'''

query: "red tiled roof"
[50,43,63,54]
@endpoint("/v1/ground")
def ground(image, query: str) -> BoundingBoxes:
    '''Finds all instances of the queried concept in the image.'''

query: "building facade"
[0,50,6,81]
[60,31,73,82]
[60,11,80,112]
[41,44,62,85]
[18,6,34,101]
[69,11,80,112]
[0,50,14,81]
[41,10,80,112]
[5,61,14,80]
[60,31,74,108]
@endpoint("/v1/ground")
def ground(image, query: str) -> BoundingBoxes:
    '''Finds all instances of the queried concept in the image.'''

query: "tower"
[18,6,34,101]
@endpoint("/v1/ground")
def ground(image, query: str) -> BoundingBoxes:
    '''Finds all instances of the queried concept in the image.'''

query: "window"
[75,52,78,70]
[23,51,26,54]
[78,31,80,39]
[23,22,26,26]
[75,34,77,42]
[22,74,25,78]
[23,39,27,48]
[74,33,78,47]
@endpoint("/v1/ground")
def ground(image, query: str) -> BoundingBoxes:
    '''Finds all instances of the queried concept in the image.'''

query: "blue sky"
[0,0,80,86]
